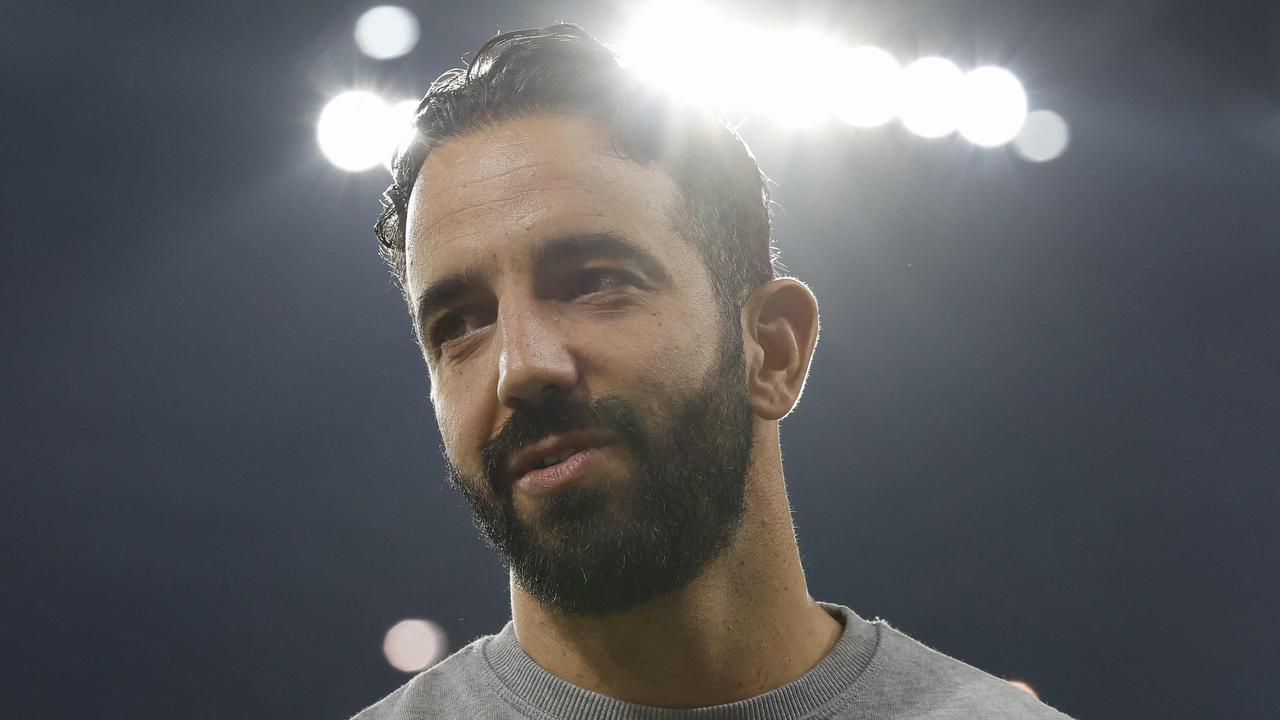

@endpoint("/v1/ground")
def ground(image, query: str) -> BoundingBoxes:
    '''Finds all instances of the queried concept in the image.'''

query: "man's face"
[404,113,755,616]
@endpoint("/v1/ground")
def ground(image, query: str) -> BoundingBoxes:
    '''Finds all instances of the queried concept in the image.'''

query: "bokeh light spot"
[834,46,901,128]
[317,91,391,172]
[383,98,420,170]
[898,56,965,138]
[354,6,420,60]
[611,10,1037,146]
[1013,109,1070,162]
[764,28,850,128]
[957,66,1027,147]
[317,92,419,172]
[383,618,449,673]
[615,1,742,109]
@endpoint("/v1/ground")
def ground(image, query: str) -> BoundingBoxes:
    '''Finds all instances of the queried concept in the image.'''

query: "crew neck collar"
[481,601,881,719]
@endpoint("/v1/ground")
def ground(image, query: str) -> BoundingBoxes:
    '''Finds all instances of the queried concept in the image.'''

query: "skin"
[404,113,838,707]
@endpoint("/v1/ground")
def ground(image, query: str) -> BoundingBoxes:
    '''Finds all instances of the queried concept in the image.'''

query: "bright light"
[1008,679,1040,699]
[898,57,965,138]
[383,618,448,673]
[321,8,1041,158]
[834,46,900,128]
[766,29,849,128]
[317,91,389,171]
[614,2,706,92]
[611,10,1040,146]
[615,2,745,108]
[1013,109,1070,162]
[316,92,418,172]
[383,99,420,170]
[354,6,420,60]
[957,66,1027,147]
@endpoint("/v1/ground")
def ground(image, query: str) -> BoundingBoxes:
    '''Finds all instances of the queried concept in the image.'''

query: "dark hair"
[374,23,780,320]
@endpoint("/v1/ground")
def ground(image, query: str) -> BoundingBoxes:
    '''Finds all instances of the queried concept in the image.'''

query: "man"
[354,23,1073,719]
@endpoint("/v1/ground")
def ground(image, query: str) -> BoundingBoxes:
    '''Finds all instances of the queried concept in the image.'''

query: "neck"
[509,425,843,708]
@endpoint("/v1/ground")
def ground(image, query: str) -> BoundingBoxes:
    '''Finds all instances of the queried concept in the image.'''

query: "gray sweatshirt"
[351,601,1077,719]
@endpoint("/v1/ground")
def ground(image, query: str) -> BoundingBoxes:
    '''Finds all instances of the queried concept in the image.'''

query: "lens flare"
[898,57,965,138]
[834,46,901,128]
[354,6,420,60]
[383,618,449,673]
[326,8,1041,155]
[1013,109,1070,162]
[317,92,418,172]
[957,66,1028,147]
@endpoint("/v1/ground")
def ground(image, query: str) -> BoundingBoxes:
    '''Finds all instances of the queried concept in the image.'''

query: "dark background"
[3,1,1278,718]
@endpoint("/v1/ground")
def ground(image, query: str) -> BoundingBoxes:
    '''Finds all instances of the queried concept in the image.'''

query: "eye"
[430,309,488,349]
[569,268,640,299]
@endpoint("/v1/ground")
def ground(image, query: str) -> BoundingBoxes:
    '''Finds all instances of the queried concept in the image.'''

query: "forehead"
[404,113,686,287]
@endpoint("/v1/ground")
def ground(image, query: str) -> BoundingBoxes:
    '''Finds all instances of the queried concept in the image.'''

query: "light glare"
[615,2,729,105]
[898,57,965,138]
[611,11,1040,147]
[1008,680,1040,699]
[383,618,448,673]
[317,91,391,172]
[317,92,419,172]
[957,66,1028,147]
[834,46,900,128]
[1013,110,1070,162]
[324,11,1043,160]
[383,99,420,170]
[765,29,849,128]
[354,6,420,60]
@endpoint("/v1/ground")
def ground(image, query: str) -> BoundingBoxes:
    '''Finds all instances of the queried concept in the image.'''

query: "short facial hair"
[442,312,755,616]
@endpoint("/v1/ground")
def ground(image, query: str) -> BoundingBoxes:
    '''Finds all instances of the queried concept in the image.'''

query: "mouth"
[515,447,606,496]
[532,447,579,470]
[507,429,612,486]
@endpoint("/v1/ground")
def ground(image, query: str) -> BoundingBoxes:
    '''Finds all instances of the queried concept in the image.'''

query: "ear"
[741,278,820,421]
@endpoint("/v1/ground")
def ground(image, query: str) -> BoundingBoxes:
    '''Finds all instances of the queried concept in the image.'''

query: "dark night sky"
[3,1,1278,718]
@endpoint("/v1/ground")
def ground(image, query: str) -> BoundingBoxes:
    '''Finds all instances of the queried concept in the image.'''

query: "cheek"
[431,357,501,455]
[592,313,715,400]
[433,391,479,466]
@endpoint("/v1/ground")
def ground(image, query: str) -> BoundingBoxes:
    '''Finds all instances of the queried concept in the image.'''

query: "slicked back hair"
[374,23,780,328]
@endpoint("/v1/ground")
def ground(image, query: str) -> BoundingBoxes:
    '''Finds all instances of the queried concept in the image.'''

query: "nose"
[495,301,579,409]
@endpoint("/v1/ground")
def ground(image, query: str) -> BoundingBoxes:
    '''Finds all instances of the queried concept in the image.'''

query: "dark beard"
[443,317,755,617]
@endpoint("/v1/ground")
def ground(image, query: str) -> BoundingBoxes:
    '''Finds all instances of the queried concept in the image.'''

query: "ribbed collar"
[481,601,881,719]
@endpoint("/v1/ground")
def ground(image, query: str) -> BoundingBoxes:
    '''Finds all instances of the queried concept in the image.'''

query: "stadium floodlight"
[384,99,420,170]
[1013,110,1070,162]
[897,56,965,138]
[957,66,1027,147]
[834,46,901,128]
[776,28,866,128]
[612,6,1039,148]
[323,6,1048,167]
[317,91,390,171]
[316,91,417,172]
[614,1,736,107]
[354,6,420,60]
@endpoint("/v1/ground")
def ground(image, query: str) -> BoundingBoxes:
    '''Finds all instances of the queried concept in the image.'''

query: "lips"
[506,429,612,485]
[516,447,605,496]
[533,447,578,469]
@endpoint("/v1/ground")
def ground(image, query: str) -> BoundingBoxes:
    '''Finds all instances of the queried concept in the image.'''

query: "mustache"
[479,391,646,492]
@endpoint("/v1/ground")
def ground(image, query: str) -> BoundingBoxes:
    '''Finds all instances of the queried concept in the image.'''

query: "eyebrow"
[414,265,489,334]
[414,232,672,330]
[532,232,671,286]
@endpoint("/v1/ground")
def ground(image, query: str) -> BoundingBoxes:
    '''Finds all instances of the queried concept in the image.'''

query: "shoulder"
[349,634,498,720]
[854,620,1076,719]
